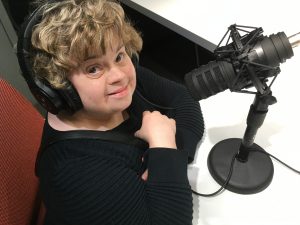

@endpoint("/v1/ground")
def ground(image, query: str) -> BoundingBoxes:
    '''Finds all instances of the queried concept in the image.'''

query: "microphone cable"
[192,153,236,197]
[192,149,300,197]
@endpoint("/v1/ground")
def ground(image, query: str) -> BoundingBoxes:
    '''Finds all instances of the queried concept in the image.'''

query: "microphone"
[184,25,300,194]
[185,25,300,100]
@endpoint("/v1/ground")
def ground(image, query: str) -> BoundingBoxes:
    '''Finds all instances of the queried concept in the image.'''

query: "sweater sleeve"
[136,66,205,162]
[145,148,193,225]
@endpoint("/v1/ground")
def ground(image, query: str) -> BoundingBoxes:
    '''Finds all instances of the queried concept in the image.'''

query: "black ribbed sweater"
[37,66,204,225]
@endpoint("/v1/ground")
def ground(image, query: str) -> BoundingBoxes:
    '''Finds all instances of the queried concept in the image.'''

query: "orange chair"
[0,78,45,225]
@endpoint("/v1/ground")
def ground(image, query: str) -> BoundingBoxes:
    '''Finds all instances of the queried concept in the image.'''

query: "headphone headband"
[17,4,83,114]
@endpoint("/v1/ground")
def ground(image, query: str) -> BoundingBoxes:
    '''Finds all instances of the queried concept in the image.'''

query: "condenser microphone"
[184,25,300,100]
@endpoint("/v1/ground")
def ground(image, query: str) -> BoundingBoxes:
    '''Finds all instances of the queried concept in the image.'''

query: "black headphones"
[17,2,143,115]
[17,4,84,114]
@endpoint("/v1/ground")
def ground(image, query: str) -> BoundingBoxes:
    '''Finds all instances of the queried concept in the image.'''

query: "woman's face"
[68,42,136,119]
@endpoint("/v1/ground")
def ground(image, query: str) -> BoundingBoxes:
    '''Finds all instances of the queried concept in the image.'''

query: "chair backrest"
[0,78,45,225]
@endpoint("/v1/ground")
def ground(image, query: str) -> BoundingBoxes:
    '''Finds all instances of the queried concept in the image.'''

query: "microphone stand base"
[208,138,274,194]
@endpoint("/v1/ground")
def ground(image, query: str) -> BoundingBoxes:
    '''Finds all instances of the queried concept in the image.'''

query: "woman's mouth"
[108,87,128,98]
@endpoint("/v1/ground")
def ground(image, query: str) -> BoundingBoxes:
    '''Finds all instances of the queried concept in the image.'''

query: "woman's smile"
[108,86,129,98]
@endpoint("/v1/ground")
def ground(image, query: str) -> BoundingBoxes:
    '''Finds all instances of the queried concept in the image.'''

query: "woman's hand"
[135,111,177,149]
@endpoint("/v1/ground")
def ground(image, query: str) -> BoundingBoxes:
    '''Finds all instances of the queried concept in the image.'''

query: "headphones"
[17,5,83,114]
[17,2,163,116]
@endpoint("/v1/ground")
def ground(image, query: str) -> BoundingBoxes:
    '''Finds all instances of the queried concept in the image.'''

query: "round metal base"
[208,138,274,194]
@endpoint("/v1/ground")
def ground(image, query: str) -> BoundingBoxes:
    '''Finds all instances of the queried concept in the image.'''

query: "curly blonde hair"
[31,0,142,88]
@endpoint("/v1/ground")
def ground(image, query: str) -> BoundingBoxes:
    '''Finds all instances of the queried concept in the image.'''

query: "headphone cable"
[135,89,175,110]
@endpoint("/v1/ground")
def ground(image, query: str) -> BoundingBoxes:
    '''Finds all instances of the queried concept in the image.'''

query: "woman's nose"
[107,67,126,84]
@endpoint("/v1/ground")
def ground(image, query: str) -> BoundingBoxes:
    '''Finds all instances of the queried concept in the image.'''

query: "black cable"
[135,89,175,110]
[251,149,300,174]
[192,149,300,197]
[192,153,237,197]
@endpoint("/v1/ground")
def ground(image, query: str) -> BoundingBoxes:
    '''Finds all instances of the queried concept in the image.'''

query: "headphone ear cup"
[57,83,83,114]
[131,54,139,69]
[31,78,83,114]
[30,78,65,114]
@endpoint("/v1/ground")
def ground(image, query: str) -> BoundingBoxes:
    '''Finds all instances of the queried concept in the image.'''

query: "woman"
[22,0,204,224]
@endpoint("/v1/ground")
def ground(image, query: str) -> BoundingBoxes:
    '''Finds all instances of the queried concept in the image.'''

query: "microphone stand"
[208,88,277,194]
[201,24,299,194]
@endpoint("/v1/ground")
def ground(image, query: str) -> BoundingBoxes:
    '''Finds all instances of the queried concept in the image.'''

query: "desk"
[121,1,300,225]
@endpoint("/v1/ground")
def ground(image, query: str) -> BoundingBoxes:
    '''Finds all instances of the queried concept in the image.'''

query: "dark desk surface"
[121,0,216,52]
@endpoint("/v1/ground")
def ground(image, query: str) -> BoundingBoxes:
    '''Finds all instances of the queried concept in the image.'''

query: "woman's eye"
[87,66,102,74]
[116,52,125,63]
[85,65,104,78]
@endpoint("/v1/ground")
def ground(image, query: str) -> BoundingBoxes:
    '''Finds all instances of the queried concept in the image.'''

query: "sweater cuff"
[147,148,189,183]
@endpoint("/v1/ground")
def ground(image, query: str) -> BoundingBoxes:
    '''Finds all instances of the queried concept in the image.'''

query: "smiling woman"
[16,0,205,225]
